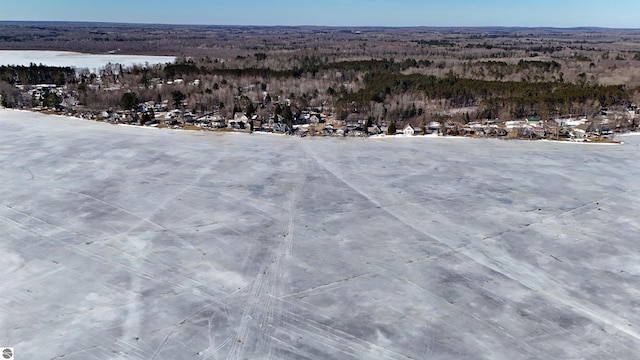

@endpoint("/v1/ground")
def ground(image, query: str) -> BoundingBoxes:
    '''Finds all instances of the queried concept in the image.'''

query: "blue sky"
[1,0,639,28]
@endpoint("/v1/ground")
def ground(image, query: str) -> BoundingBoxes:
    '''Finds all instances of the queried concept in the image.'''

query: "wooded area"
[2,22,640,128]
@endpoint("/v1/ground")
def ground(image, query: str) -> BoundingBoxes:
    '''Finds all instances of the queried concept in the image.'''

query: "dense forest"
[0,65,76,86]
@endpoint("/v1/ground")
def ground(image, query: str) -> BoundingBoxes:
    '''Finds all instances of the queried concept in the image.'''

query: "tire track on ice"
[299,141,640,353]
[0,205,215,297]
[300,145,430,290]
[151,280,255,360]
[270,305,411,360]
[0,204,243,306]
[226,146,307,360]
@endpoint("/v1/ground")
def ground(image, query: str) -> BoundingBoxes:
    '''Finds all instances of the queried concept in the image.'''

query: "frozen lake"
[1,109,640,359]
[0,50,175,71]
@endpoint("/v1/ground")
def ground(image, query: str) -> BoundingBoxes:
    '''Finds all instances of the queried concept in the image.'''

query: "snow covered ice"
[1,109,640,359]
[0,50,174,71]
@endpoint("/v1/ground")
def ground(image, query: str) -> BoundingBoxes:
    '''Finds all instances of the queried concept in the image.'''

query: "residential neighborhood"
[2,80,637,142]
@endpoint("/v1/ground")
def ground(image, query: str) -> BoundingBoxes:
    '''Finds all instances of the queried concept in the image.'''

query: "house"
[182,112,195,123]
[505,120,525,129]
[154,100,169,112]
[345,113,364,128]
[210,115,226,128]
[335,126,348,136]
[272,123,290,133]
[427,121,441,134]
[60,96,79,109]
[403,124,416,135]
[167,109,182,119]
[321,124,334,135]
[367,125,383,135]
[560,117,588,127]
[229,112,249,129]
[526,117,542,126]
[296,112,309,125]
[233,112,249,122]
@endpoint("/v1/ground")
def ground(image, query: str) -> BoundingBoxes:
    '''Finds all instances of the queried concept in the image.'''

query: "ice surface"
[1,109,640,359]
[0,51,175,71]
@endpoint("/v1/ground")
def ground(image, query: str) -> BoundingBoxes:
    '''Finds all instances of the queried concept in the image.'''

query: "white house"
[228,112,249,129]
[403,124,415,135]
[505,120,525,129]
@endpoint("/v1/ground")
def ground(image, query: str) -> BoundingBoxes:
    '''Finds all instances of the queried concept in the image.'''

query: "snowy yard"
[1,109,640,359]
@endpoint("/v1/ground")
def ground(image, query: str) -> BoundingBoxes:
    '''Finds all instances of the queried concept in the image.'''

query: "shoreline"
[0,107,629,144]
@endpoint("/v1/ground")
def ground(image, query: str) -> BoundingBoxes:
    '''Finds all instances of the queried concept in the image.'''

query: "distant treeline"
[465,43,565,53]
[163,57,433,79]
[0,64,76,85]
[478,60,562,75]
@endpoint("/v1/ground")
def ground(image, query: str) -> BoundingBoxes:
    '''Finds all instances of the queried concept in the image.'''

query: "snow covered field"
[1,109,640,359]
[0,50,175,71]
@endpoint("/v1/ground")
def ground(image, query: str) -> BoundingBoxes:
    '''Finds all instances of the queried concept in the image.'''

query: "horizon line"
[1,20,640,31]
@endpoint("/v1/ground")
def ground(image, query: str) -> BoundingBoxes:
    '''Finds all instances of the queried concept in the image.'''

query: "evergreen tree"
[365,116,374,129]
[246,101,255,115]
[43,91,61,108]
[282,105,293,128]
[120,92,139,110]
[171,90,186,109]
[387,121,396,135]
